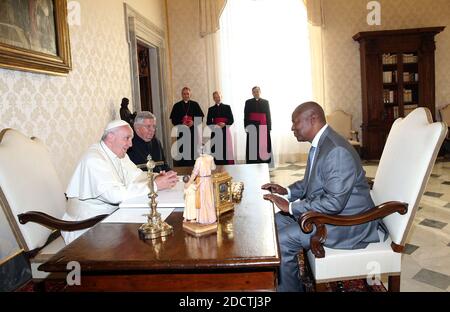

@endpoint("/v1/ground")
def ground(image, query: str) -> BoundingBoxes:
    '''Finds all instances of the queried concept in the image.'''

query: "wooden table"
[40,164,280,291]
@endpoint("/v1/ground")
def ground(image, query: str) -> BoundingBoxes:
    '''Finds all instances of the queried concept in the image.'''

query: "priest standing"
[244,86,272,164]
[206,91,235,165]
[170,87,204,166]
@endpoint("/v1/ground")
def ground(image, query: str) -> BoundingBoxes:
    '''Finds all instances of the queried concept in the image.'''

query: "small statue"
[120,97,137,126]
[183,175,198,222]
[182,148,217,235]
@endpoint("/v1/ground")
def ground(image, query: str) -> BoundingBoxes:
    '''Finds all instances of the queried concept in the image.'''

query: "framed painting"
[0,0,71,75]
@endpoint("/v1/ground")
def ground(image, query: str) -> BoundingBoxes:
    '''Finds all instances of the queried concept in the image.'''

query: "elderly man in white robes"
[62,120,178,244]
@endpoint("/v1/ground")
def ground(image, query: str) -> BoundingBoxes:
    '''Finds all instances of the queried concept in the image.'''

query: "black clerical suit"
[244,98,272,164]
[207,103,234,165]
[170,100,204,166]
[127,134,170,173]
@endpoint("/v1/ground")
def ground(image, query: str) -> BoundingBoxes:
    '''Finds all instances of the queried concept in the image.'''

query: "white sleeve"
[76,155,149,204]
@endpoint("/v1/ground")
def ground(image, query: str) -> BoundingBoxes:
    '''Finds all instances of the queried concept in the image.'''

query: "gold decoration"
[0,0,72,75]
[212,171,235,216]
[231,181,244,203]
[138,156,173,240]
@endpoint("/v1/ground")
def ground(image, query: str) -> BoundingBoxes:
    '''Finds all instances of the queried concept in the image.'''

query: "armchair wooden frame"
[299,201,408,259]
[299,202,407,292]
[1,185,107,256]
[17,211,107,261]
[0,128,107,281]
[18,211,107,233]
[296,107,447,292]
[439,104,450,142]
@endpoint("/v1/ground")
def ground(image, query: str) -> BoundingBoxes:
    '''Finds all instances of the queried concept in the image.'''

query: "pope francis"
[61,120,178,244]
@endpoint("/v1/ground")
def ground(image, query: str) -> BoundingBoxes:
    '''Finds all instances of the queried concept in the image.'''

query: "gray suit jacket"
[289,127,380,249]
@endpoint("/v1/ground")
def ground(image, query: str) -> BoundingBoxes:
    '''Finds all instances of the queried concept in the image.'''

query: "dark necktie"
[307,146,316,180]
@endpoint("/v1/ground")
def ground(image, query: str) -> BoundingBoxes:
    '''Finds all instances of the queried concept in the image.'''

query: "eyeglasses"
[139,125,157,130]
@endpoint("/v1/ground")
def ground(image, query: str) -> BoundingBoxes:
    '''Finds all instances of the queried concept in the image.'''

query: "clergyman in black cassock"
[127,136,170,173]
[206,91,235,165]
[244,86,272,164]
[127,111,171,172]
[170,87,204,166]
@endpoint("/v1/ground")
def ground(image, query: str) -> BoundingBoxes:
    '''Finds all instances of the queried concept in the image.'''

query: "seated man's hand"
[159,170,177,177]
[263,194,289,213]
[155,171,178,190]
[261,183,288,195]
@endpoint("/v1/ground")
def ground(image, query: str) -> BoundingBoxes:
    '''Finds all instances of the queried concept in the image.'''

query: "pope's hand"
[261,183,288,195]
[263,194,289,213]
[155,171,178,190]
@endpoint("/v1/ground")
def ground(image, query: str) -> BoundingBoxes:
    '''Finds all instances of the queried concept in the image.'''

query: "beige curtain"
[303,0,324,26]
[199,0,227,37]
[308,24,325,110]
[303,0,325,112]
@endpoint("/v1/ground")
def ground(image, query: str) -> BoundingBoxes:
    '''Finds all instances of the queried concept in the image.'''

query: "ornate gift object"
[138,156,173,240]
[231,181,244,203]
[212,171,244,216]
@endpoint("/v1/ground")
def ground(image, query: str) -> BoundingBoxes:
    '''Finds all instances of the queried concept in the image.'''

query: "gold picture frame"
[0,0,72,75]
[212,171,234,216]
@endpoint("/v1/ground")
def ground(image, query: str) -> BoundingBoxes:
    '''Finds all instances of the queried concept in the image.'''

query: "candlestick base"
[138,212,173,240]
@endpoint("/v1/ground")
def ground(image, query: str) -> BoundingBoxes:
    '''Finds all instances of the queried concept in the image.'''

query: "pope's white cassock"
[61,140,152,244]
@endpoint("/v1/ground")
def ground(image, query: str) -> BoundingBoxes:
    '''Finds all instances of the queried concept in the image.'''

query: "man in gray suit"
[262,102,381,292]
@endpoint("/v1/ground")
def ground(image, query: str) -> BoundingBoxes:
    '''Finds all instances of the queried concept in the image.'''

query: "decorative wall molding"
[124,4,172,164]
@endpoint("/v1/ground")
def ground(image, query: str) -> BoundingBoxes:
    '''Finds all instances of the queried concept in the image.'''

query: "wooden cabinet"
[353,27,445,159]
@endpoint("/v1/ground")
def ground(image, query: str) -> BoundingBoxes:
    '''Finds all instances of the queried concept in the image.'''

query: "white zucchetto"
[105,119,130,131]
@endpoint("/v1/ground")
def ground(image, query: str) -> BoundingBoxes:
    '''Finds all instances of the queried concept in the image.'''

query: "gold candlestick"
[138,156,173,240]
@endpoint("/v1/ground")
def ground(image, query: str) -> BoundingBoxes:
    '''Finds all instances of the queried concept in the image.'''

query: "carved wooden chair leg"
[297,249,315,292]
[388,275,401,292]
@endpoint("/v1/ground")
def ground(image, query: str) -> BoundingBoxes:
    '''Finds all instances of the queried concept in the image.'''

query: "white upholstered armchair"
[439,104,450,155]
[326,110,361,154]
[299,108,447,292]
[0,129,107,279]
[439,104,450,136]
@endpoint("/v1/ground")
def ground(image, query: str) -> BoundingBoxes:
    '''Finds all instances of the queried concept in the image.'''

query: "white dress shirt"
[287,124,328,215]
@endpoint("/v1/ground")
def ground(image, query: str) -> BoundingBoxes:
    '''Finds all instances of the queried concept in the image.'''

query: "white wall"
[124,0,166,29]
[166,0,211,114]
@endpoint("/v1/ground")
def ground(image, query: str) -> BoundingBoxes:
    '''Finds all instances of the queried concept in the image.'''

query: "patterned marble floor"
[269,158,450,292]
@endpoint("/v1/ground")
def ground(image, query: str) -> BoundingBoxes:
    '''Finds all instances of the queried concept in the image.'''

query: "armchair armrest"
[18,211,108,232]
[298,201,408,258]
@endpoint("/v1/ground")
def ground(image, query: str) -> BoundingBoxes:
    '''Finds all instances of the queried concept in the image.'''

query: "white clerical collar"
[183,100,189,104]
[311,124,328,148]
[216,103,221,106]
[100,140,120,161]
[100,140,126,185]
